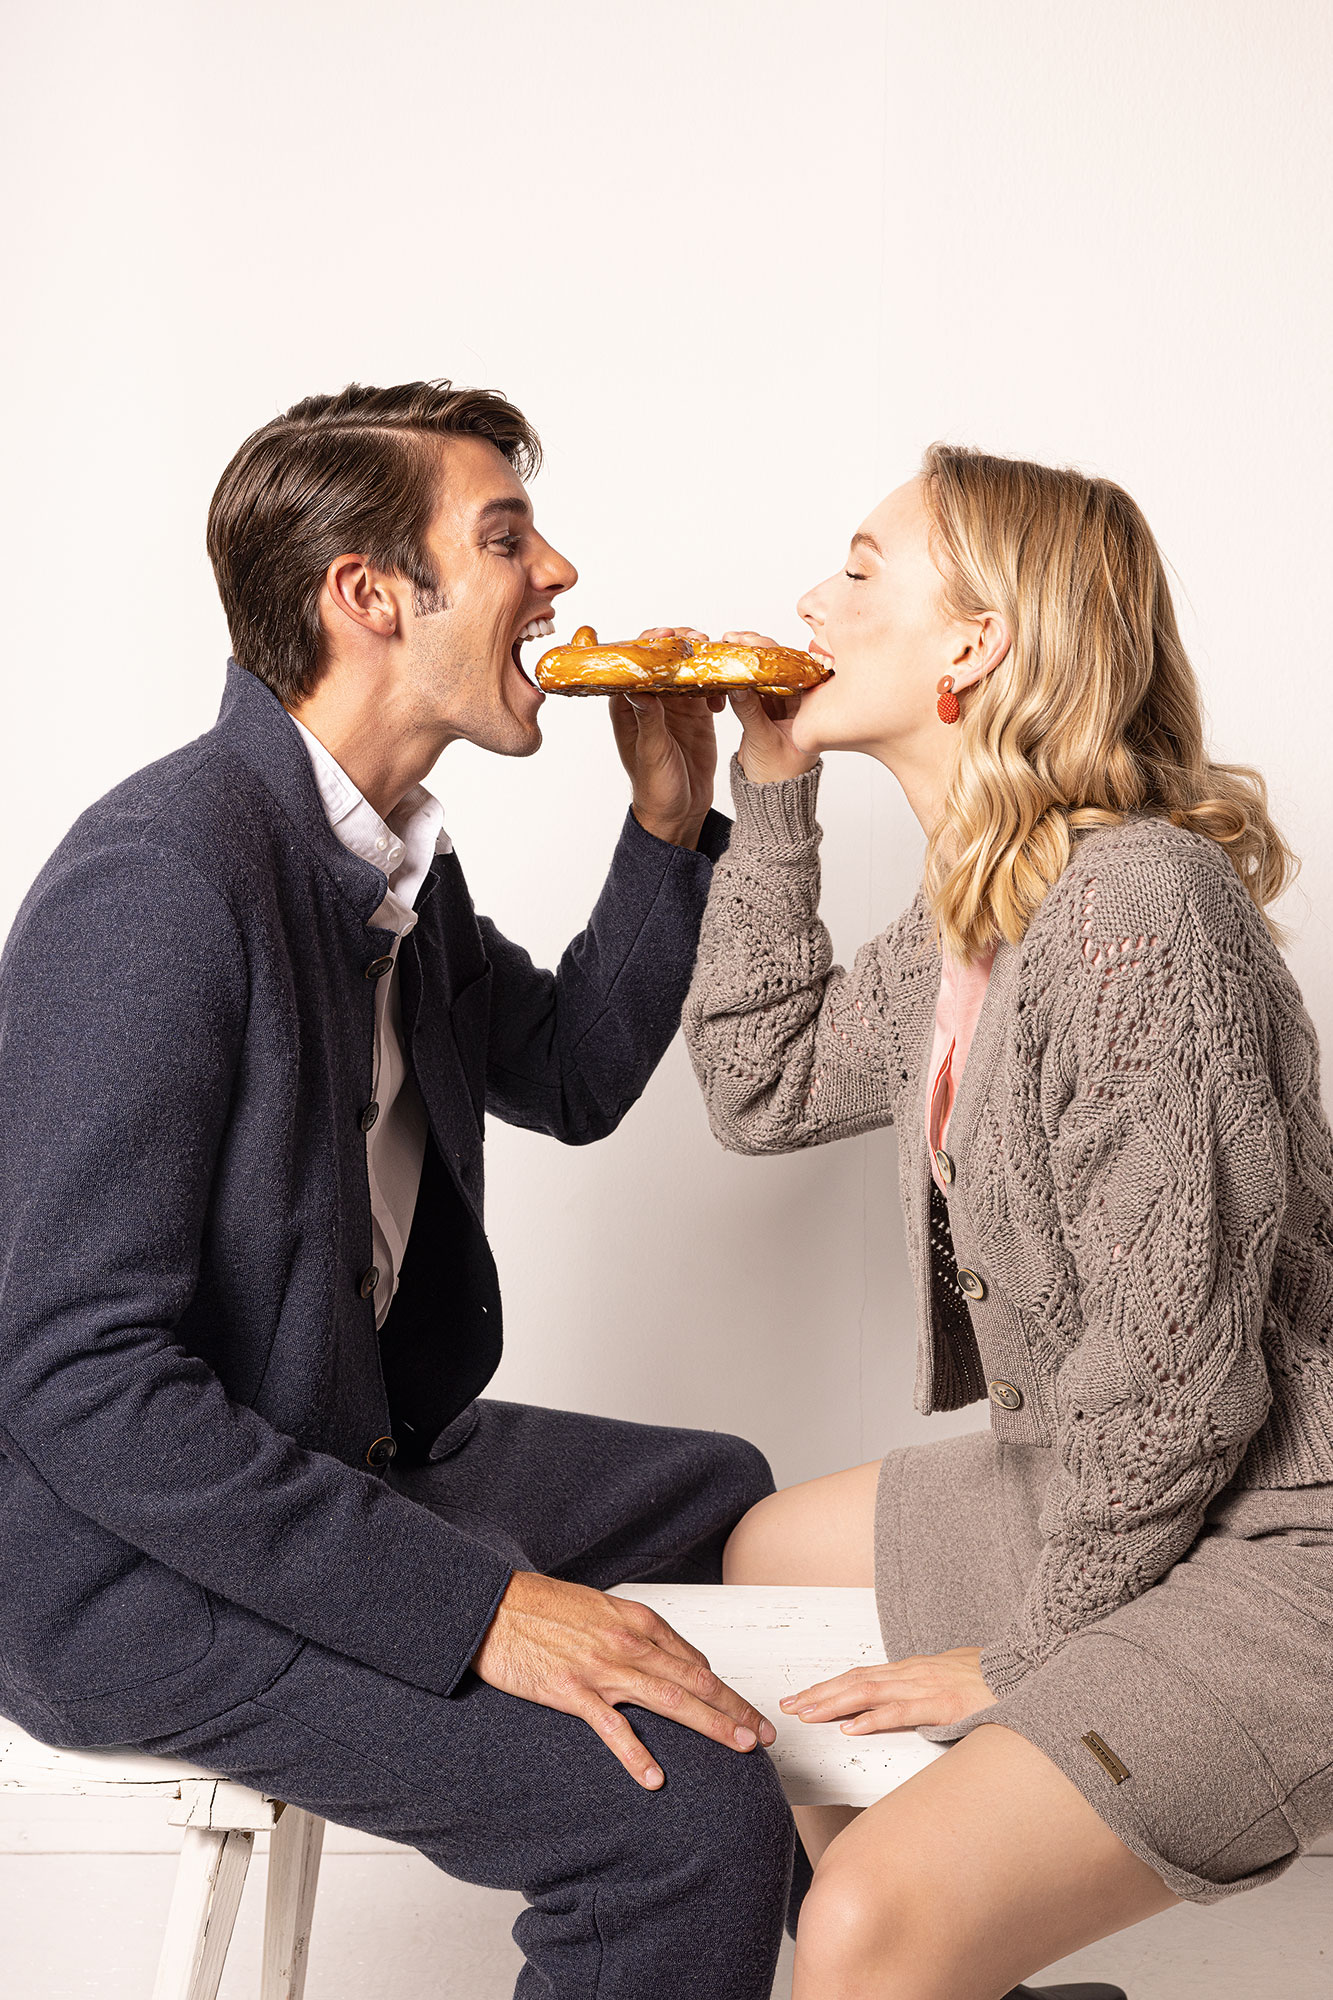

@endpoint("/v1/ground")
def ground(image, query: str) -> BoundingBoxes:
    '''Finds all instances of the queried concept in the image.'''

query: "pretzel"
[534,626,830,697]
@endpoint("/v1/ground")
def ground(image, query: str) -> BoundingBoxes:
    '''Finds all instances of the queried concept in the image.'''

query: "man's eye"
[489,534,521,554]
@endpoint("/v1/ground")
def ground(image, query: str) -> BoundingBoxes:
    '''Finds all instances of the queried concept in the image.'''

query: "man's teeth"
[516,617,555,643]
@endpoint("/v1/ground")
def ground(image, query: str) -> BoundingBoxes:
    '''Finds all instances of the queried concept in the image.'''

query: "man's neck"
[286,678,455,818]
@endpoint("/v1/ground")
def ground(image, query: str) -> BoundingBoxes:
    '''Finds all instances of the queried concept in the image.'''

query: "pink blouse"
[927,945,997,1193]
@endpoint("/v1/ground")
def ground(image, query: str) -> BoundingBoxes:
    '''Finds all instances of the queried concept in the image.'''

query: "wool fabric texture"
[683,756,1333,1701]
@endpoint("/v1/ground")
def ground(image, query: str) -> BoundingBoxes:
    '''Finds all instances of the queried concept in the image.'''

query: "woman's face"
[792,476,972,762]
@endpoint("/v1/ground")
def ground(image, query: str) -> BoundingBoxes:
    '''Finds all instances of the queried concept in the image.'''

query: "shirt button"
[365,1435,397,1468]
[375,837,388,851]
[989,1379,1024,1411]
[358,1265,380,1298]
[365,955,394,980]
[359,1101,380,1133]
[957,1267,987,1302]
[934,1148,955,1185]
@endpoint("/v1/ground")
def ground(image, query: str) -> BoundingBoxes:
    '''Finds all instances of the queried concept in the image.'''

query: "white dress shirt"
[292,718,453,1328]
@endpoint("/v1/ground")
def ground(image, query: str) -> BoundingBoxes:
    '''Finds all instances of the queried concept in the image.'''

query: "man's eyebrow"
[850,531,882,555]
[477,496,532,525]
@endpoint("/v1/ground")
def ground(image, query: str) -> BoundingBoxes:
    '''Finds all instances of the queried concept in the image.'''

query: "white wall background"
[3,3,1332,1989]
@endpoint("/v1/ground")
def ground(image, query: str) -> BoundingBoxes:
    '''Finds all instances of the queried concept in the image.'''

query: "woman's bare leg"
[722,1460,881,1864]
[793,1720,1178,1999]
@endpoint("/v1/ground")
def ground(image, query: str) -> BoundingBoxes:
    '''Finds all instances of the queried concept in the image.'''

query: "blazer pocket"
[0,1465,215,1702]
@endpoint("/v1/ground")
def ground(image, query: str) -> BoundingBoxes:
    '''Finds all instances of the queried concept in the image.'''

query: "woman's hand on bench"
[779,1645,998,1734]
[471,1570,777,1789]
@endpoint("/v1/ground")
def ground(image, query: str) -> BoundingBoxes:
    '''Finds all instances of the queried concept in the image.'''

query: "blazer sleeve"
[681,756,934,1156]
[0,843,513,1700]
[477,803,733,1143]
[979,849,1285,1700]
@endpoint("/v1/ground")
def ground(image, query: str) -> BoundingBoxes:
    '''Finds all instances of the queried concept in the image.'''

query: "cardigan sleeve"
[682,757,935,1157]
[979,846,1286,1699]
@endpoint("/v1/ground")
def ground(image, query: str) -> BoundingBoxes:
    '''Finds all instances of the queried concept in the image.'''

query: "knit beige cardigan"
[684,758,1333,1699]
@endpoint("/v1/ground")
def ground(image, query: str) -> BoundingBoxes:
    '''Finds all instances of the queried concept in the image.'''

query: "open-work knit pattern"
[684,757,1333,1695]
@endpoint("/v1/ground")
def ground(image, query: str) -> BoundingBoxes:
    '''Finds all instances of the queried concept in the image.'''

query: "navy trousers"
[136,1401,795,1997]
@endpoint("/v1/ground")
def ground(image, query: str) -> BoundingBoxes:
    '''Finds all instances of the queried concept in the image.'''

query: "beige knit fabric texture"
[684,756,1333,1698]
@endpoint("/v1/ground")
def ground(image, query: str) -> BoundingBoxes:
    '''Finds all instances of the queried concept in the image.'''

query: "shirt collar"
[291,717,453,936]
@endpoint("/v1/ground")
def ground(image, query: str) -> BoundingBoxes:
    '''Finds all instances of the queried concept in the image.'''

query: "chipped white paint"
[611,1584,947,1806]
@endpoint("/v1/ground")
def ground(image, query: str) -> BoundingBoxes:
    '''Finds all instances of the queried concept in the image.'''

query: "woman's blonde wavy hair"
[920,443,1299,960]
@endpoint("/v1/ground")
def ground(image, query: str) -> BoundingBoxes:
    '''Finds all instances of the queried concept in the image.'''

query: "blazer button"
[957,1267,987,1302]
[364,955,395,980]
[359,1100,380,1132]
[365,1435,397,1468]
[989,1379,1024,1411]
[358,1265,380,1298]
[934,1148,955,1185]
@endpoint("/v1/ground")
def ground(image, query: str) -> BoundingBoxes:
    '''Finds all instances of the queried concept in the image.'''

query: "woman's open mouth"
[511,617,555,689]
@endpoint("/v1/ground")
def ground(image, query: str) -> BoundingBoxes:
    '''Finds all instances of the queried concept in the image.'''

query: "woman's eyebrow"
[850,531,882,555]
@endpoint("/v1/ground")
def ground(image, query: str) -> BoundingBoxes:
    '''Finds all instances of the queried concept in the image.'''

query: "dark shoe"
[1004,1986,1127,2000]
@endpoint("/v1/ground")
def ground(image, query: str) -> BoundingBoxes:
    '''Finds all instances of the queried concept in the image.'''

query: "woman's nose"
[797,586,821,627]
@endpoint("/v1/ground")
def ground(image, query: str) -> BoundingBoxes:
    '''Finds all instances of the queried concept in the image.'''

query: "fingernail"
[779,1696,796,1710]
[759,1721,777,1745]
[734,1725,757,1749]
[645,1766,664,1787]
[796,1706,815,1719]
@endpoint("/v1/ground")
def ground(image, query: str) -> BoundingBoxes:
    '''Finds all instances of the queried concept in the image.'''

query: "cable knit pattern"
[684,756,1333,1697]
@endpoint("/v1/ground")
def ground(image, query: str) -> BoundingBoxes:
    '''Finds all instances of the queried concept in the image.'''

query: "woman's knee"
[796,1845,958,1999]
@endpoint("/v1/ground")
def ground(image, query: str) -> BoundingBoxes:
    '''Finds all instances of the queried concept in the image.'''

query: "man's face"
[401,434,578,756]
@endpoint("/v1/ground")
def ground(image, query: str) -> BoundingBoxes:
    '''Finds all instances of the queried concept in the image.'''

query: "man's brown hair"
[206,379,542,704]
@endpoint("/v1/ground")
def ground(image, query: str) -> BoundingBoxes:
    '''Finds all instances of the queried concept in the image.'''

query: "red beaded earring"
[936,676,961,724]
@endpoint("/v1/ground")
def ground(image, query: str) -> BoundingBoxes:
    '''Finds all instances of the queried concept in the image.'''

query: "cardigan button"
[934,1148,955,1185]
[365,1435,397,1469]
[358,1265,380,1299]
[364,955,395,980]
[989,1380,1024,1411]
[957,1267,987,1302]
[359,1100,380,1133]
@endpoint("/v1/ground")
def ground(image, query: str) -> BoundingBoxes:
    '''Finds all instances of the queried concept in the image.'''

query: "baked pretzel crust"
[535,626,831,697]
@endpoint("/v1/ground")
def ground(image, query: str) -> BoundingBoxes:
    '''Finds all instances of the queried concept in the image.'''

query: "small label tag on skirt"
[1081,1731,1131,1784]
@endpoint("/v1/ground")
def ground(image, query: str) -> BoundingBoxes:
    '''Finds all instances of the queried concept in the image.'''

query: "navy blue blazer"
[0,662,730,1746]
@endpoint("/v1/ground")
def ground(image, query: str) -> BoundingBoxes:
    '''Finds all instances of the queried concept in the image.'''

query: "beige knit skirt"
[873,1432,1333,1902]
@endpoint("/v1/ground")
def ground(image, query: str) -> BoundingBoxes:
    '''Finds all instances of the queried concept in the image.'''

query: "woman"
[683,445,1333,2000]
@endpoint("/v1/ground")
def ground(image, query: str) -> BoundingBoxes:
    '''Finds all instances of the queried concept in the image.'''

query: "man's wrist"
[631,804,707,850]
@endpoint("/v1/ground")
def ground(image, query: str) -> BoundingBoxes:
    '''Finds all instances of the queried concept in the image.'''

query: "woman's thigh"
[723,1460,881,1586]
[795,1721,1177,2000]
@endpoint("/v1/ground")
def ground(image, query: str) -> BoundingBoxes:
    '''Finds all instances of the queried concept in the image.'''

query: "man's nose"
[536,539,578,594]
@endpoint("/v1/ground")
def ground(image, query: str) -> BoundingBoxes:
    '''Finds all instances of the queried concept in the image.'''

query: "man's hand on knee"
[471,1571,776,1789]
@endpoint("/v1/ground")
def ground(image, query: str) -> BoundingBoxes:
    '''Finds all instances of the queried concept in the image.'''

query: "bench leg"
[260,1805,326,2000]
[152,1825,254,2000]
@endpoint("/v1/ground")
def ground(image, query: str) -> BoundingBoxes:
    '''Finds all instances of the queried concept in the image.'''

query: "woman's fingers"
[839,1701,943,1734]
[781,1664,890,1713]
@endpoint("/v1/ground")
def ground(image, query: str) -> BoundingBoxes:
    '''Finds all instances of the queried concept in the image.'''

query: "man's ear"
[322,554,402,641]
[949,612,1012,694]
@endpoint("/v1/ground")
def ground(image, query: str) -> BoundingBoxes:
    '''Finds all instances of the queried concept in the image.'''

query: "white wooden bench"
[0,1585,934,1997]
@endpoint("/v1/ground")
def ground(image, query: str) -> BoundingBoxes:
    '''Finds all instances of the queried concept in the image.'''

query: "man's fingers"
[622,1669,772,1751]
[582,1698,664,1790]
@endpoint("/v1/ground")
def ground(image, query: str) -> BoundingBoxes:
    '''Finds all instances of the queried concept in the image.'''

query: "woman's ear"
[949,613,1012,694]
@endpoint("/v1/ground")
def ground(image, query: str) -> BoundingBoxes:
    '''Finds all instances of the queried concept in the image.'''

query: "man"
[0,380,793,1994]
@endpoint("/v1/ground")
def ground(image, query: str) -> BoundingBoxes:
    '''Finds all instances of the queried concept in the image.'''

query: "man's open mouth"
[511,617,555,687]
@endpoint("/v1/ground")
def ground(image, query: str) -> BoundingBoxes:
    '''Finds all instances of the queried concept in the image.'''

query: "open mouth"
[511,616,555,688]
